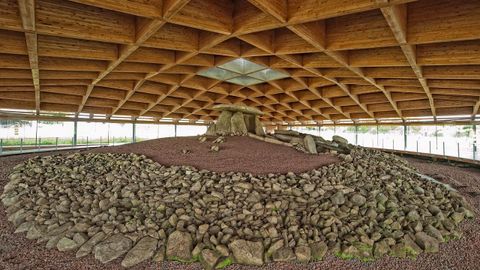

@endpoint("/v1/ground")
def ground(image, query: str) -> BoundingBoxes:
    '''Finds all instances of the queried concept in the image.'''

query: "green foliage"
[334,251,355,260]
[216,257,233,269]
[0,120,32,128]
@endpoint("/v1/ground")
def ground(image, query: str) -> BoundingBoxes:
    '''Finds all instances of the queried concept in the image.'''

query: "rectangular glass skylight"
[197,58,289,86]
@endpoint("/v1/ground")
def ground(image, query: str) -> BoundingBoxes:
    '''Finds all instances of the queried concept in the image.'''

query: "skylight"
[197,58,289,86]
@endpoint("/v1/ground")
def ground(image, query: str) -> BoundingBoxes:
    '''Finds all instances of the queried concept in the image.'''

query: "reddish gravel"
[0,137,479,270]
[91,136,340,175]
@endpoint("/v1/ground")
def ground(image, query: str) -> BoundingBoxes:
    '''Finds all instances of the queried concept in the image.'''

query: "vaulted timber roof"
[0,0,480,125]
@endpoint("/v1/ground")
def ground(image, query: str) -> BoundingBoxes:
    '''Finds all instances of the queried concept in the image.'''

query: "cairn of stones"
[272,130,352,155]
[1,149,474,268]
[206,104,266,136]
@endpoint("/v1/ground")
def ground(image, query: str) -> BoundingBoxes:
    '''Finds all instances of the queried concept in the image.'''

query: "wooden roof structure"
[0,0,480,125]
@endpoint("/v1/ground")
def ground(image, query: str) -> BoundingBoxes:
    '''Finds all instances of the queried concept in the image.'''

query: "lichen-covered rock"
[415,232,439,253]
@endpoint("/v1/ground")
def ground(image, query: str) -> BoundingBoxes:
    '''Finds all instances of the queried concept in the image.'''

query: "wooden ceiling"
[1,0,480,124]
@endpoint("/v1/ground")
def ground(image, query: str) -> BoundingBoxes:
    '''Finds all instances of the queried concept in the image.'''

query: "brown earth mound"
[91,136,340,175]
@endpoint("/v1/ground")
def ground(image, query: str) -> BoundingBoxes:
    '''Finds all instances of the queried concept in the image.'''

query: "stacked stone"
[1,150,474,268]
[206,104,265,136]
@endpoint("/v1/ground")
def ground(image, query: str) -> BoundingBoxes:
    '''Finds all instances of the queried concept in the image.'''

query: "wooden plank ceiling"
[1,0,480,124]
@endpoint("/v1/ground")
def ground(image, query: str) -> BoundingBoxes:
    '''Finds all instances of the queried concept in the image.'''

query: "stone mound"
[1,148,474,268]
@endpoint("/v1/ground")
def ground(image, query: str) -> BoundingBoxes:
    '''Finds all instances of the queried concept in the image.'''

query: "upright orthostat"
[206,104,266,136]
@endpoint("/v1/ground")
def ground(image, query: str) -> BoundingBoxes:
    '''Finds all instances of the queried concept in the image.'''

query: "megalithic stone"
[231,111,248,135]
[215,110,232,135]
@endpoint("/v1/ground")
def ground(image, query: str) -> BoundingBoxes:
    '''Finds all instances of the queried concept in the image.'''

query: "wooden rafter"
[0,0,480,125]
[17,0,39,114]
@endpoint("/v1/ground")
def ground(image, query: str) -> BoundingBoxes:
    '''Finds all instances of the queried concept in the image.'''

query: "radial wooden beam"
[277,54,376,119]
[17,0,39,114]
[380,3,437,118]
[78,19,166,113]
[287,23,403,119]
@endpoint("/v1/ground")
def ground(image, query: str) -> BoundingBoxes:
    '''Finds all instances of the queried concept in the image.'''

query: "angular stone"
[310,241,328,261]
[26,225,45,240]
[153,245,165,262]
[350,194,366,206]
[332,135,348,145]
[9,209,27,227]
[229,239,264,266]
[266,239,284,257]
[57,237,79,252]
[295,245,311,263]
[303,135,318,154]
[415,232,439,253]
[331,191,345,205]
[76,232,106,258]
[205,124,216,136]
[15,221,33,234]
[94,234,133,264]
[121,236,158,268]
[272,247,295,262]
[403,235,422,257]
[254,116,265,136]
[200,249,221,270]
[166,231,193,261]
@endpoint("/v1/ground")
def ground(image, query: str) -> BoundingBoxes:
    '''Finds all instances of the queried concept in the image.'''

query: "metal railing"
[0,136,132,156]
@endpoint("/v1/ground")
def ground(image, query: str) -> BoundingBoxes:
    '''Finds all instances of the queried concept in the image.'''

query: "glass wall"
[0,120,211,154]
[1,119,479,161]
[176,125,207,137]
[293,124,480,160]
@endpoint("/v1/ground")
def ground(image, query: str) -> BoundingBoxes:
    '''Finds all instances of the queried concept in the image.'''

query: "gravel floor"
[0,137,479,270]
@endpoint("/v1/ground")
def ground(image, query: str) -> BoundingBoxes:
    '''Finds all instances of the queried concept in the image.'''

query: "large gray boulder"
[332,135,348,145]
[303,135,317,154]
[415,232,439,253]
[76,232,106,258]
[229,240,264,266]
[94,234,133,264]
[205,104,266,136]
[121,236,158,268]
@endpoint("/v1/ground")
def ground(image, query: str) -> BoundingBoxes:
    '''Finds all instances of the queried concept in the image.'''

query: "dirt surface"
[91,136,340,175]
[0,138,479,270]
